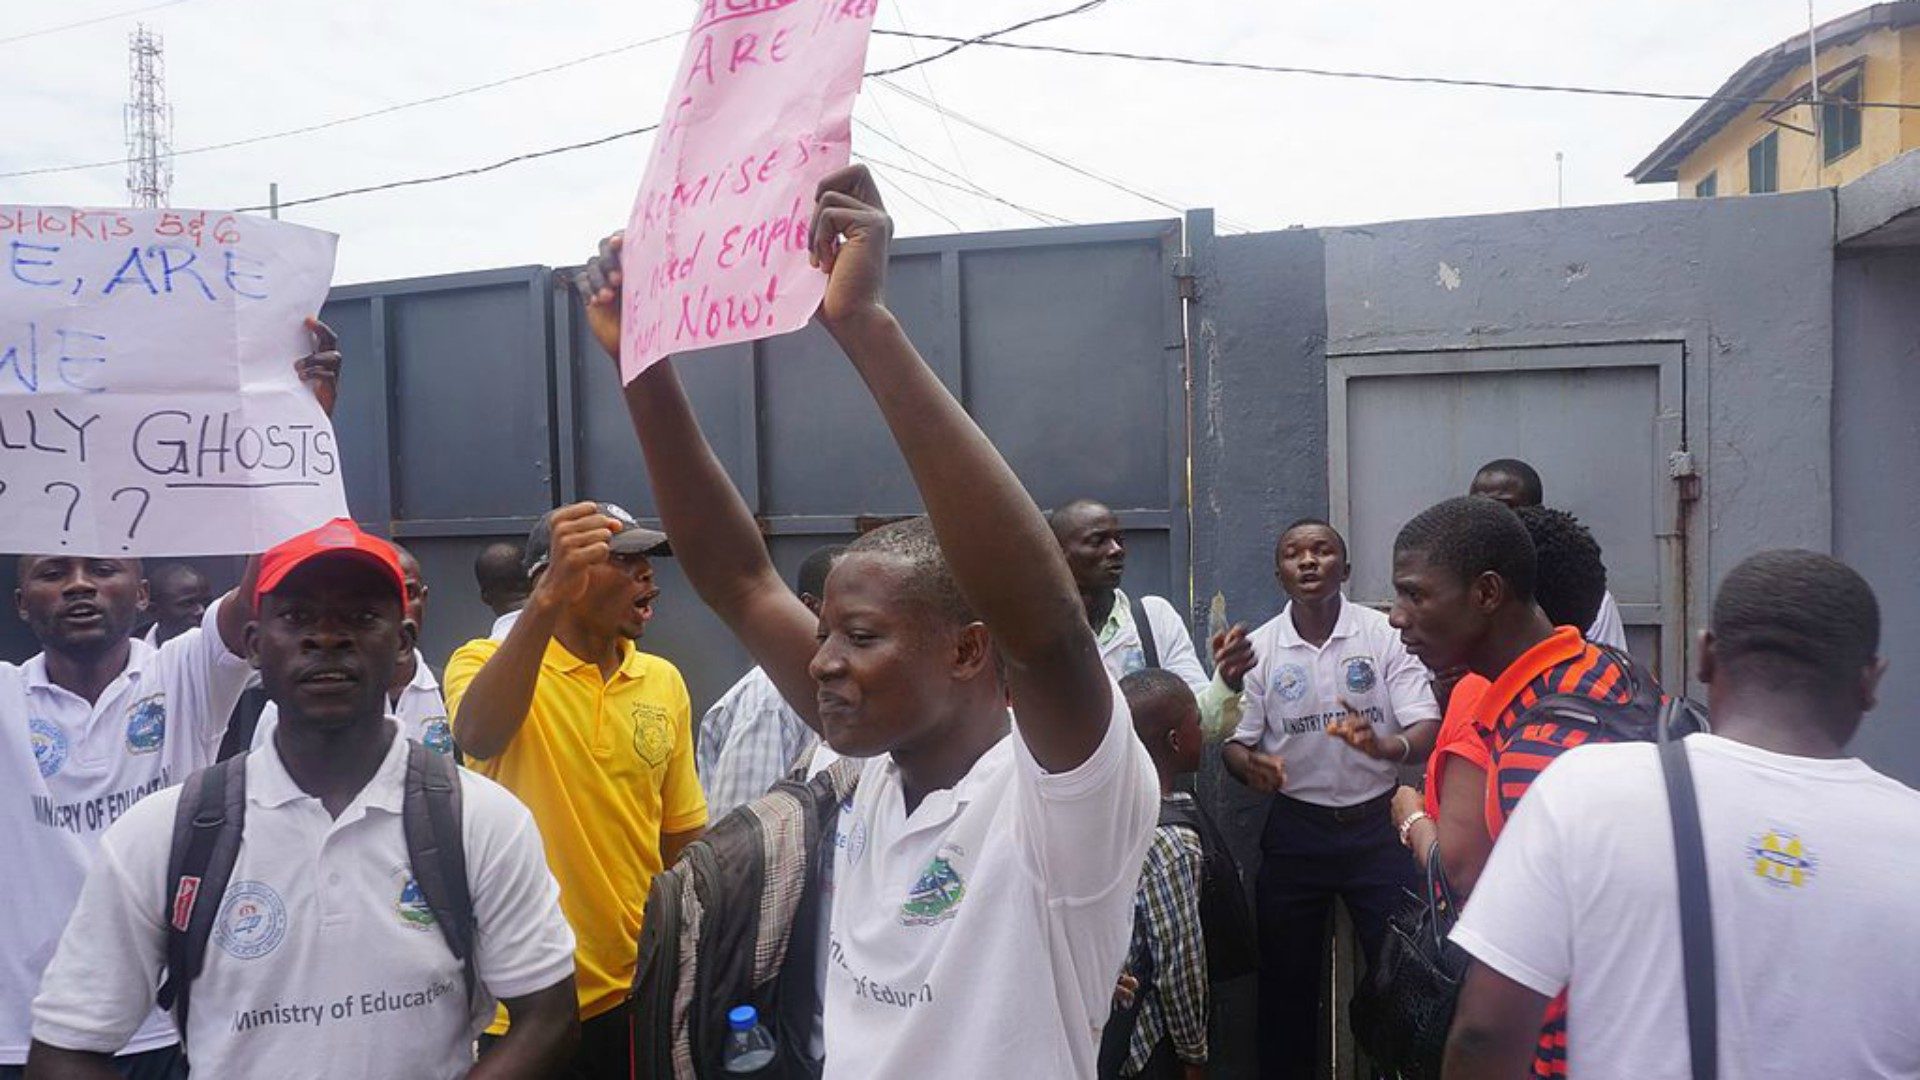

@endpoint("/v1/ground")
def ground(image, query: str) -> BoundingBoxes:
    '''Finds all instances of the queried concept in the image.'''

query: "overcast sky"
[1,1,1865,284]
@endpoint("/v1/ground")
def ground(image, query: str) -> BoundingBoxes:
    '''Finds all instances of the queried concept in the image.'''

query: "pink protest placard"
[619,0,878,382]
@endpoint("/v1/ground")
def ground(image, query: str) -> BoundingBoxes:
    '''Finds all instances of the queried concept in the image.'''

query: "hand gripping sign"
[619,0,879,383]
[0,207,345,556]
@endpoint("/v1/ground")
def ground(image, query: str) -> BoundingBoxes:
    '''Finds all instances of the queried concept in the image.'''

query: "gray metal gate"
[319,219,1190,712]
[1328,342,1689,682]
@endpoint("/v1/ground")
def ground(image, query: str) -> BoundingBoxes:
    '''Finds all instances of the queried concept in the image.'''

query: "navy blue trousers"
[1254,791,1418,1080]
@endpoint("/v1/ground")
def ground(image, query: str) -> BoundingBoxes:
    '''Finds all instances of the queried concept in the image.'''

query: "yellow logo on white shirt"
[1747,828,1816,889]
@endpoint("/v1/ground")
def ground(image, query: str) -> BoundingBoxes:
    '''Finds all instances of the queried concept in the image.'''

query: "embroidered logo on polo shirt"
[1747,828,1817,890]
[125,694,167,755]
[396,875,437,929]
[215,881,289,959]
[420,717,454,756]
[632,702,672,766]
[900,844,967,927]
[1274,664,1310,703]
[29,718,67,778]
[1343,657,1377,695]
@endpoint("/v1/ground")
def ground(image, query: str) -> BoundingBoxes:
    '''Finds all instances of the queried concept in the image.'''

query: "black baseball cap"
[524,502,671,576]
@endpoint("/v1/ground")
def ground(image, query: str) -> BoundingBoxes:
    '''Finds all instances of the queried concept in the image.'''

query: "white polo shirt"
[31,723,576,1079]
[0,603,252,1063]
[821,678,1158,1080]
[1227,597,1440,808]
[1097,590,1210,697]
[251,652,453,756]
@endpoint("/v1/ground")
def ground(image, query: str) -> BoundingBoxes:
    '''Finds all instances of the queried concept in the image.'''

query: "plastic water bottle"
[721,1004,777,1073]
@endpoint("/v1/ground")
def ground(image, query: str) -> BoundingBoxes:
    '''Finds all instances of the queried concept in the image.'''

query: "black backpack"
[1511,645,1709,750]
[1158,798,1257,984]
[1097,797,1258,1078]
[157,742,475,1043]
[632,757,862,1080]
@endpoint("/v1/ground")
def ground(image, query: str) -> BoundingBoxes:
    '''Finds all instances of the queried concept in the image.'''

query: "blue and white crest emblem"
[396,876,436,929]
[900,845,967,927]
[1343,657,1378,695]
[1275,664,1311,703]
[125,696,166,755]
[29,718,67,778]
[420,718,454,755]
[215,881,288,960]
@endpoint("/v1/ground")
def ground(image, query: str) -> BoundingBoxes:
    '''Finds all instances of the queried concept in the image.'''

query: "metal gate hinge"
[1669,449,1702,503]
[1171,255,1197,300]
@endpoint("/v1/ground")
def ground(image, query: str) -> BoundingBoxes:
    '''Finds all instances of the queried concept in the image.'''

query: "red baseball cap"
[254,518,407,613]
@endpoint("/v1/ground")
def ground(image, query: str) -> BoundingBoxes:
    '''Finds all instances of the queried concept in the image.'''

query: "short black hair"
[474,540,529,592]
[796,544,847,599]
[1121,668,1197,757]
[1276,516,1348,561]
[1047,498,1112,540]
[844,517,975,625]
[1394,496,1536,603]
[1712,550,1879,696]
[147,561,208,593]
[1513,506,1607,630]
[1474,458,1544,505]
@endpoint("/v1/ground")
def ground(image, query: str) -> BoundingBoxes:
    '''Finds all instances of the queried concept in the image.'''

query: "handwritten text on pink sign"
[619,0,877,382]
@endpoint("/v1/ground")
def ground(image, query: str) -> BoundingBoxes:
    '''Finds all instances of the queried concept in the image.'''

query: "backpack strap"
[1660,709,1717,1080]
[402,740,477,1004]
[1127,592,1160,669]
[157,753,250,1041]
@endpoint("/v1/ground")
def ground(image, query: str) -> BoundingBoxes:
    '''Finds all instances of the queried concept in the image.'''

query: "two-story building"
[1631,1,1920,196]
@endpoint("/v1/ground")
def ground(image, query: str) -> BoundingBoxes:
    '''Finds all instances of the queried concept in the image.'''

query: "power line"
[862,161,963,231]
[855,146,1074,226]
[854,118,1068,226]
[0,0,190,47]
[873,77,1255,232]
[866,0,1107,79]
[887,0,991,227]
[0,30,683,180]
[869,30,1920,112]
[233,125,655,212]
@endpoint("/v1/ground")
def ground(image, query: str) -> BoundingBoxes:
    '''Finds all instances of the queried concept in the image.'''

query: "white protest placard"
[619,0,879,382]
[0,207,345,556]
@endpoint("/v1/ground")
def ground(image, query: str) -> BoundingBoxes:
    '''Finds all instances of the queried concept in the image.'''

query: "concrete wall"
[1832,248,1920,786]
[1318,191,1836,689]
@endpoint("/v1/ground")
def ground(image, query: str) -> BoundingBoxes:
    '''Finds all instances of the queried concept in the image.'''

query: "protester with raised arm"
[576,165,1158,1080]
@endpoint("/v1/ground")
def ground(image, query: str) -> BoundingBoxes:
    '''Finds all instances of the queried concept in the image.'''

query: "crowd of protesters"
[3,170,1913,1080]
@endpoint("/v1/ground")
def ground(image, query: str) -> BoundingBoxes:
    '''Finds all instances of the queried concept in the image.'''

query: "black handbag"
[1350,841,1469,1079]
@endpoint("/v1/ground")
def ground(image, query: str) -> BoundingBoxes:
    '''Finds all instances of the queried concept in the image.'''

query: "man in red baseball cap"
[28,516,581,1079]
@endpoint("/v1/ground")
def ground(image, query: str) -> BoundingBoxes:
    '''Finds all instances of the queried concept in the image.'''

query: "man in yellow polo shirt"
[446,501,708,1080]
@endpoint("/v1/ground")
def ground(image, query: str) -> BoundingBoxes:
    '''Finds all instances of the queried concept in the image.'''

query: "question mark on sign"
[110,487,151,551]
[43,482,81,546]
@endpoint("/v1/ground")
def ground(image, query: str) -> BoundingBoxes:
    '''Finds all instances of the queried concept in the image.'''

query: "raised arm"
[577,238,821,725]
[808,166,1108,770]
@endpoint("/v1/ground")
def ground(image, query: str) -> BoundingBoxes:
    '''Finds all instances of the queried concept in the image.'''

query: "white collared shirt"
[821,679,1158,1079]
[31,724,576,1079]
[251,651,453,756]
[1096,590,1210,697]
[488,610,521,642]
[1227,597,1440,808]
[0,602,252,1063]
[1587,590,1628,651]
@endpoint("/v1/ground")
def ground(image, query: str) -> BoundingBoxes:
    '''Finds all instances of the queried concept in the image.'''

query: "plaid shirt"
[1126,802,1209,1073]
[696,665,818,821]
